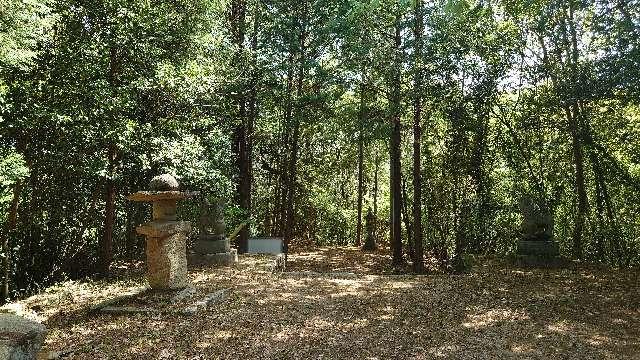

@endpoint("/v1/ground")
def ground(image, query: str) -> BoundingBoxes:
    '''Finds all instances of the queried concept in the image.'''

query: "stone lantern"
[127,174,197,289]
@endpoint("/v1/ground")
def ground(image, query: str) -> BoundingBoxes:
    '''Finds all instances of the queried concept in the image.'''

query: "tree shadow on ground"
[27,249,640,359]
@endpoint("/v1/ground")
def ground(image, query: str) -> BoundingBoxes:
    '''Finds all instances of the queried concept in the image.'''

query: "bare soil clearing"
[3,247,639,359]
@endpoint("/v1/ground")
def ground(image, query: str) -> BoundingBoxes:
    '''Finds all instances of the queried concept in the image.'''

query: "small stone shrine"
[127,174,197,289]
[363,208,377,251]
[516,196,559,257]
[192,198,238,266]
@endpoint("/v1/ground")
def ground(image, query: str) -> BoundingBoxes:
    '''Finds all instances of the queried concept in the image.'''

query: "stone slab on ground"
[183,289,229,316]
[0,314,46,360]
[99,306,161,315]
[247,237,284,255]
[280,270,360,279]
[171,286,197,303]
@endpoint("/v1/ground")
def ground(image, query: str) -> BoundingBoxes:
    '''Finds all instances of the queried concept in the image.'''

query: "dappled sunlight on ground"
[462,308,530,329]
[2,247,638,359]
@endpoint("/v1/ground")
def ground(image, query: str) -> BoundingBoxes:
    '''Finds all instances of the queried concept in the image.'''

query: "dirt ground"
[4,247,639,359]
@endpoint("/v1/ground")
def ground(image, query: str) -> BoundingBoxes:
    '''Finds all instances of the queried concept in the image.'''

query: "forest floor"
[2,247,639,359]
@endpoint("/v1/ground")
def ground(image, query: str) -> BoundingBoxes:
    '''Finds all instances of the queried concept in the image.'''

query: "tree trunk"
[580,102,625,265]
[230,0,250,253]
[356,81,366,247]
[401,175,413,260]
[373,150,379,219]
[245,1,260,241]
[565,105,588,260]
[99,145,117,277]
[390,13,403,266]
[1,180,23,304]
[98,45,120,278]
[563,4,589,260]
[283,3,308,260]
[538,24,588,260]
[412,0,424,272]
[277,51,295,237]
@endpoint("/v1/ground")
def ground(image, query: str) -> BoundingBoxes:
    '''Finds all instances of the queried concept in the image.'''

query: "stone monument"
[362,208,377,251]
[192,198,238,266]
[516,196,559,257]
[127,174,197,289]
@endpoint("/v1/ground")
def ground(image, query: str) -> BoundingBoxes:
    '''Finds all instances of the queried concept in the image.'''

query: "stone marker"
[0,314,46,360]
[128,174,197,289]
[363,208,377,251]
[516,196,559,257]
[191,199,238,266]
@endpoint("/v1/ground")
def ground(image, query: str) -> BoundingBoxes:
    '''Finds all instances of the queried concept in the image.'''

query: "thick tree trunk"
[284,118,301,258]
[390,14,403,266]
[412,0,424,272]
[230,0,250,253]
[470,114,489,253]
[563,4,589,260]
[592,157,607,260]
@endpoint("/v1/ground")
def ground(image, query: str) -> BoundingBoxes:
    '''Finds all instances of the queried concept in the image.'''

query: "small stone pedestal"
[128,174,197,289]
[191,199,237,266]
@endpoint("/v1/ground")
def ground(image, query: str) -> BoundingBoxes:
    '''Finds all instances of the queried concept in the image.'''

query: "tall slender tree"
[390,9,403,266]
[411,0,424,272]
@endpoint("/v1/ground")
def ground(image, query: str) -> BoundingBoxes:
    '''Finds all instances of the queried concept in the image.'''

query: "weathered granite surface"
[146,232,190,289]
[0,314,46,360]
[136,221,192,238]
[149,174,180,191]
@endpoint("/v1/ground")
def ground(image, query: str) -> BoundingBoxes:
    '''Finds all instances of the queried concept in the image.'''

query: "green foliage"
[0,0,639,300]
[0,148,29,221]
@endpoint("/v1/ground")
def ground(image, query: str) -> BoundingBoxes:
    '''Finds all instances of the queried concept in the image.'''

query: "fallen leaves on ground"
[3,248,639,359]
